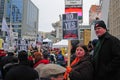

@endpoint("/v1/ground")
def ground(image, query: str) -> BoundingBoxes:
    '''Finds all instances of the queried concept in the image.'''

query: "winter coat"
[1,56,18,79]
[4,63,39,80]
[69,55,94,80]
[93,32,120,80]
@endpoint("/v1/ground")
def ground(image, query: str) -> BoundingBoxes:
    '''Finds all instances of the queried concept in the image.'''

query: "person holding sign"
[64,43,93,80]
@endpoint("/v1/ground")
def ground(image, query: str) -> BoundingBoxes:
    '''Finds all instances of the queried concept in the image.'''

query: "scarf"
[93,34,105,70]
[64,57,81,80]
[70,57,80,66]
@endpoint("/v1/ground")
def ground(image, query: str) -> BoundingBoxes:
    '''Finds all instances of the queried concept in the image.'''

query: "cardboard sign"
[62,13,79,40]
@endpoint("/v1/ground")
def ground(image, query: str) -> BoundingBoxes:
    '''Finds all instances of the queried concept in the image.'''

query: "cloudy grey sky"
[31,0,99,32]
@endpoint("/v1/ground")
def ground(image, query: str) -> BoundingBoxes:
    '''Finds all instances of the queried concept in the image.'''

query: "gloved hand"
[66,66,72,73]
[64,66,72,80]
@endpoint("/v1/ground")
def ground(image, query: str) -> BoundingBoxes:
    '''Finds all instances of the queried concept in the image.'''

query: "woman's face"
[75,46,85,58]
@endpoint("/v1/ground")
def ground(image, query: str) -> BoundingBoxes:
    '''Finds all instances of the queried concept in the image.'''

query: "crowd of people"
[0,20,120,80]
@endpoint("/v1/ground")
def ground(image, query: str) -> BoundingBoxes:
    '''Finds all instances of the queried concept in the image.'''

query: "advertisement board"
[65,0,82,7]
[62,13,79,40]
[65,7,82,23]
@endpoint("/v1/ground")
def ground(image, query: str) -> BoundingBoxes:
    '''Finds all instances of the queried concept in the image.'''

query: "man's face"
[95,27,106,37]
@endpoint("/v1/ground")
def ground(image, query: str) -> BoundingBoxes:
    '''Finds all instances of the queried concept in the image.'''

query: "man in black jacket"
[5,50,39,80]
[93,20,120,80]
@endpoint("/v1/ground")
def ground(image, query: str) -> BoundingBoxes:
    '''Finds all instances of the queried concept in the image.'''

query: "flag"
[2,17,9,32]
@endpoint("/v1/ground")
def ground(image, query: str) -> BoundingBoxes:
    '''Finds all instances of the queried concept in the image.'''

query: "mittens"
[64,66,72,80]
[66,66,72,73]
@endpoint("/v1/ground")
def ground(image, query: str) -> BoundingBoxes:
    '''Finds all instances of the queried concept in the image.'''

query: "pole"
[67,40,71,80]
[9,0,13,47]
[67,40,71,66]
[3,0,7,39]
[3,0,7,17]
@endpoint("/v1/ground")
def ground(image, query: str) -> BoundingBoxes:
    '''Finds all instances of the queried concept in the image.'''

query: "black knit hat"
[94,20,107,30]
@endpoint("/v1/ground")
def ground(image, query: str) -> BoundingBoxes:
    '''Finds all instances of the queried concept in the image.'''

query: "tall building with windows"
[0,0,39,40]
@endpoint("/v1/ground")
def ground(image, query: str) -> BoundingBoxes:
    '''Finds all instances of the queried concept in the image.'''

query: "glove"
[66,66,72,73]
[64,66,72,80]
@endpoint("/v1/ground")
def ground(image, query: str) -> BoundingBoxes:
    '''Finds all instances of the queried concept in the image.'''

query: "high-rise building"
[0,0,39,40]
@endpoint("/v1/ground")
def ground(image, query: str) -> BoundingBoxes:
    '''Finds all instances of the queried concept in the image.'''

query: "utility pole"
[9,0,14,48]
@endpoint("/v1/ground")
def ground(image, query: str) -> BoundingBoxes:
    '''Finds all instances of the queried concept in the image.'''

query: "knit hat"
[40,64,66,78]
[94,20,107,30]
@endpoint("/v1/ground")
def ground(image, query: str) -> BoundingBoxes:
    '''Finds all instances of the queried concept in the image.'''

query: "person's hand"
[64,66,72,80]
[66,66,72,73]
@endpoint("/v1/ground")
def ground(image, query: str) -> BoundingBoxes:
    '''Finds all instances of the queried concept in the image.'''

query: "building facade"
[52,21,62,40]
[99,0,120,40]
[0,0,39,41]
[108,0,120,39]
[89,5,101,40]
[89,5,101,24]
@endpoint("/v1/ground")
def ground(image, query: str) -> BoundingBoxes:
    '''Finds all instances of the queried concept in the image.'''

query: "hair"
[18,50,28,62]
[33,52,43,62]
[76,43,89,55]
[7,52,14,56]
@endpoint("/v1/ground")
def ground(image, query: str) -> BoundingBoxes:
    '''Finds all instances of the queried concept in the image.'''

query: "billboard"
[62,13,79,40]
[65,7,82,22]
[65,0,83,23]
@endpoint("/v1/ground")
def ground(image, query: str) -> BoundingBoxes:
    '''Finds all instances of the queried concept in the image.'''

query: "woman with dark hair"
[64,43,94,80]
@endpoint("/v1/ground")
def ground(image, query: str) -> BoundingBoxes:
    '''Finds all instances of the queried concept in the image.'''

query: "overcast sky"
[31,0,99,32]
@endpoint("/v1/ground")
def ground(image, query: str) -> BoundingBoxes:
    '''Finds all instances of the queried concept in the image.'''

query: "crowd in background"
[0,38,96,80]
[0,38,97,80]
[0,20,120,80]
